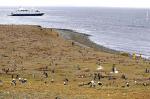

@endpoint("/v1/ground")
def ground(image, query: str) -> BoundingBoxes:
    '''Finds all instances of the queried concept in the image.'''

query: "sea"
[1,7,150,58]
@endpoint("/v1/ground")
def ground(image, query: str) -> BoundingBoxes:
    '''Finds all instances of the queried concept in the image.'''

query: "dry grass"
[0,25,150,99]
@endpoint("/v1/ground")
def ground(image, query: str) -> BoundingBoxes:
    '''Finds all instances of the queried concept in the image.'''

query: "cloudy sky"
[0,0,150,8]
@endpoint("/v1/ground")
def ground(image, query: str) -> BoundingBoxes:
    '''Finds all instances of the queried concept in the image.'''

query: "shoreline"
[56,28,122,54]
[56,28,149,60]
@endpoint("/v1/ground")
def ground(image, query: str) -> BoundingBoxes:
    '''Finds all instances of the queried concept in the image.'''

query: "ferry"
[10,8,44,16]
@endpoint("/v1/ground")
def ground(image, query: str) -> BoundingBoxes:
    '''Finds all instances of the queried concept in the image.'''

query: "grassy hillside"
[0,25,150,99]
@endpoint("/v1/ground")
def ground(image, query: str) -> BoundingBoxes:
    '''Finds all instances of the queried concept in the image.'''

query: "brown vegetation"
[0,25,150,99]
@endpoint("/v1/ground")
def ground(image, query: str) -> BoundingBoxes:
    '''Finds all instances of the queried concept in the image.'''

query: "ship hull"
[11,13,44,16]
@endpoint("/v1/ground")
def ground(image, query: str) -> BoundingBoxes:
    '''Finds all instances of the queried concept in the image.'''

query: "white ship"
[10,8,44,16]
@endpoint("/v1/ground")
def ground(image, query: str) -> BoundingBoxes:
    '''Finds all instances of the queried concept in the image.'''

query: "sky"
[0,0,150,8]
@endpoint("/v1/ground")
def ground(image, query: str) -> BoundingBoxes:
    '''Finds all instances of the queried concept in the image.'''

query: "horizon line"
[0,6,150,9]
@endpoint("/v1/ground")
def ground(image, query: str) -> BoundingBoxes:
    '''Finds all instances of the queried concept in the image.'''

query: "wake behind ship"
[10,8,44,16]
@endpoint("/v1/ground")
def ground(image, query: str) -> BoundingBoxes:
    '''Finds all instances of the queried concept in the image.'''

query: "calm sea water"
[1,7,150,58]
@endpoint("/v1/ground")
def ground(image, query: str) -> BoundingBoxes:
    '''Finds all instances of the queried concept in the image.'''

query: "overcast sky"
[0,0,150,8]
